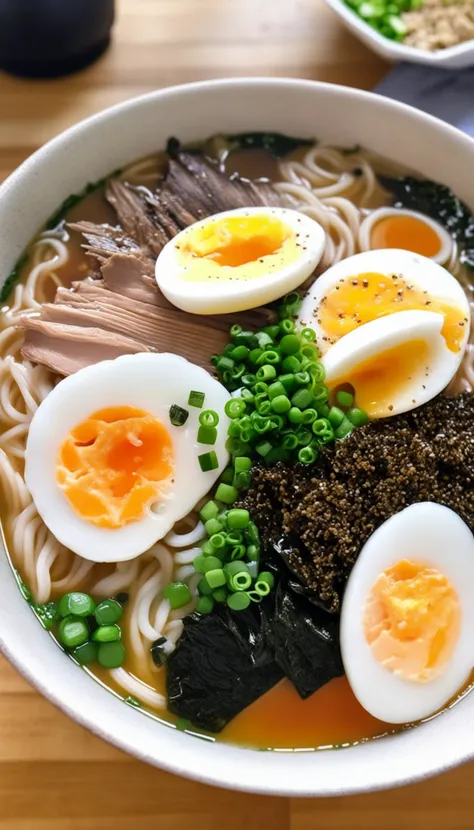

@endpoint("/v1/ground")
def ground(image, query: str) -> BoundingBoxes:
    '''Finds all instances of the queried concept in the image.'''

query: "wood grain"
[1,0,473,825]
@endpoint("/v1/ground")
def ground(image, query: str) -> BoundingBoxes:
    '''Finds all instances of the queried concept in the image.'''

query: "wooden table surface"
[1,0,473,826]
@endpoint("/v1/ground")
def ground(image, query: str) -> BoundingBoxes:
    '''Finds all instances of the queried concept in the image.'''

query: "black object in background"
[0,0,115,79]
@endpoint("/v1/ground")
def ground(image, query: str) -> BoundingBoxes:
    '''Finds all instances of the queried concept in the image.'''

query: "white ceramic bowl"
[1,78,474,796]
[323,0,474,68]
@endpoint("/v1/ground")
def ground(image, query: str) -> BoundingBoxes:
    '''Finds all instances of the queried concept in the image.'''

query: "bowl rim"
[323,0,474,64]
[2,76,474,796]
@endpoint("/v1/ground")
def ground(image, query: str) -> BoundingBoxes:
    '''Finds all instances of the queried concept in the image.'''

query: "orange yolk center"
[183,214,289,267]
[364,559,461,683]
[327,339,430,418]
[317,272,465,353]
[57,406,174,529]
[371,214,441,259]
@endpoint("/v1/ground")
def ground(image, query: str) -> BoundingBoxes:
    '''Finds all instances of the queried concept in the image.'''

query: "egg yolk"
[364,559,461,683]
[317,272,466,353]
[56,406,174,529]
[176,214,301,281]
[371,214,441,259]
[328,338,430,418]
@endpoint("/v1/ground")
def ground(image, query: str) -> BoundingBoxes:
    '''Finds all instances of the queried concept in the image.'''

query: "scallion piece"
[169,404,189,426]
[198,451,218,472]
[188,390,205,408]
[197,424,218,445]
[215,482,238,504]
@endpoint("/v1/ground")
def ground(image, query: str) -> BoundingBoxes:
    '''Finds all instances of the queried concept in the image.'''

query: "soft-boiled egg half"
[359,208,452,265]
[341,503,474,724]
[298,248,470,417]
[321,309,462,418]
[155,206,325,314]
[25,353,230,563]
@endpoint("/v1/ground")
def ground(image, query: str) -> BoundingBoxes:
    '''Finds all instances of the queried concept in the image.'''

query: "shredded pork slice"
[21,319,151,376]
[21,147,282,376]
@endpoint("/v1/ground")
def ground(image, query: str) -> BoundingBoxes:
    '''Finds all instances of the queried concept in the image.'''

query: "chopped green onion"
[267,380,286,400]
[271,395,291,414]
[336,389,354,408]
[249,348,263,365]
[164,582,192,609]
[205,568,227,589]
[256,439,273,457]
[199,409,219,427]
[169,404,189,426]
[301,327,316,342]
[280,318,295,334]
[197,596,215,615]
[95,599,123,626]
[335,417,355,439]
[301,408,317,425]
[204,517,223,536]
[220,465,234,484]
[209,532,227,552]
[215,483,238,504]
[188,390,205,408]
[230,324,243,338]
[227,592,251,611]
[58,616,89,649]
[97,641,125,669]
[247,522,260,545]
[231,345,250,362]
[246,544,260,562]
[59,592,95,619]
[197,577,214,596]
[291,388,313,410]
[261,349,280,365]
[347,407,369,427]
[328,406,345,428]
[279,334,300,355]
[230,572,252,592]
[200,554,225,572]
[199,500,219,522]
[257,571,275,588]
[235,456,252,473]
[93,624,121,643]
[282,354,301,373]
[254,580,271,597]
[227,508,250,530]
[225,398,246,418]
[256,364,277,382]
[230,544,246,560]
[298,446,316,464]
[198,451,218,472]
[197,424,217,445]
[212,587,228,603]
[72,641,99,665]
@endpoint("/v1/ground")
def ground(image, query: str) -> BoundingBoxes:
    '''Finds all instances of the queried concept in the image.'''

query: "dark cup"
[0,0,115,79]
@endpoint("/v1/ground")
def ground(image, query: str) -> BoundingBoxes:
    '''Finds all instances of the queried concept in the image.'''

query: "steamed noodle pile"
[1,145,474,707]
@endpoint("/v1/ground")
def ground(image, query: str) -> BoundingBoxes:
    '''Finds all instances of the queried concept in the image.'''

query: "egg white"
[341,503,474,724]
[321,309,458,417]
[298,248,470,356]
[25,353,231,563]
[155,206,325,315]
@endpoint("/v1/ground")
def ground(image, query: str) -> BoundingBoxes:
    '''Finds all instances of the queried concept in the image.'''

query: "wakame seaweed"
[380,175,474,270]
[267,586,343,699]
[0,250,29,304]
[167,606,284,732]
[166,584,343,732]
[227,131,313,158]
